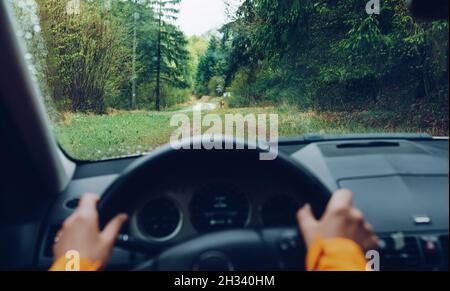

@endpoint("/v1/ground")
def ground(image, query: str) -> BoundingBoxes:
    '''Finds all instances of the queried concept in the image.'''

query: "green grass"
[54,106,441,161]
[55,111,174,160]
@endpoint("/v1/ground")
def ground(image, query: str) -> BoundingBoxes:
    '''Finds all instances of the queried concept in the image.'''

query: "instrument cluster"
[133,183,302,242]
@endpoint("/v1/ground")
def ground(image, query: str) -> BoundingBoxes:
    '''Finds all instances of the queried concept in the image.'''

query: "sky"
[176,0,235,36]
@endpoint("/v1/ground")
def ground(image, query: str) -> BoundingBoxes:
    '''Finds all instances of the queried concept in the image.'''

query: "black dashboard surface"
[290,139,449,233]
[37,137,449,270]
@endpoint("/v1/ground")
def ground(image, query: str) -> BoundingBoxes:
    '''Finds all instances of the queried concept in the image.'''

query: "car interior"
[0,0,448,271]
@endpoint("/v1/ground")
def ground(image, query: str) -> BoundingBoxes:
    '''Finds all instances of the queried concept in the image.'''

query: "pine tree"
[149,0,188,111]
[195,37,219,96]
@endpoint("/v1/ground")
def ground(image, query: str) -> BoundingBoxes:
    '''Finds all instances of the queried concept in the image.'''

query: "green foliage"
[195,37,227,96]
[135,81,189,110]
[208,76,225,97]
[217,0,448,120]
[30,0,192,113]
[36,0,129,113]
[187,35,209,87]
[227,68,256,107]
[148,0,190,111]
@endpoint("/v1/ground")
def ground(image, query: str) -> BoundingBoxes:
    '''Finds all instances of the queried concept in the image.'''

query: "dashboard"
[35,135,449,271]
[130,181,302,244]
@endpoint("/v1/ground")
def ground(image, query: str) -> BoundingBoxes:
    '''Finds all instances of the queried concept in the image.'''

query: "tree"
[131,1,138,109]
[110,0,155,110]
[187,35,208,89]
[150,0,189,111]
[195,37,227,96]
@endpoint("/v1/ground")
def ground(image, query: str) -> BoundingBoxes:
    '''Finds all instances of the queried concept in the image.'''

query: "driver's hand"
[297,189,378,251]
[53,194,128,267]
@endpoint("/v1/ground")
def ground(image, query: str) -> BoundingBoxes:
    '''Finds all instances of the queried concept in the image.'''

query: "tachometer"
[137,197,182,240]
[190,186,250,232]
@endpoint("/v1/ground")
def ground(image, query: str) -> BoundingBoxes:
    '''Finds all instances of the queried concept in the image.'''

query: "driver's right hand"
[298,189,379,252]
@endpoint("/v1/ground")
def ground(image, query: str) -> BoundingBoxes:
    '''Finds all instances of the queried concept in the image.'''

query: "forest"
[11,0,449,160]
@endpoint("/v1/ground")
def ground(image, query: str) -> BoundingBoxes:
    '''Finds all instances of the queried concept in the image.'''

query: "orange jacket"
[50,236,366,271]
[306,236,366,271]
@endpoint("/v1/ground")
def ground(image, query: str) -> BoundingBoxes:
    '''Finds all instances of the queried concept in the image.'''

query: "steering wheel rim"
[98,137,331,270]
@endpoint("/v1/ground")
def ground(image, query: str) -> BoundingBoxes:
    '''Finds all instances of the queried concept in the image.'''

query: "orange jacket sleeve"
[306,236,367,271]
[49,256,102,271]
[50,236,366,271]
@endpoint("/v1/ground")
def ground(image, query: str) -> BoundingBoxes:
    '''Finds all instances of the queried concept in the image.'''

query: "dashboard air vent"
[65,198,80,210]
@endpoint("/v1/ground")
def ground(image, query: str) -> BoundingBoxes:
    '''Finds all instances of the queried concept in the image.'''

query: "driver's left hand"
[53,193,128,269]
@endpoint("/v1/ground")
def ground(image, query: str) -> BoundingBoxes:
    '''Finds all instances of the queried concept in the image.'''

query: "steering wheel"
[98,137,331,271]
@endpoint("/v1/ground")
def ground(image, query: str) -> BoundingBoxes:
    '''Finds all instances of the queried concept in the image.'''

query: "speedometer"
[190,186,250,232]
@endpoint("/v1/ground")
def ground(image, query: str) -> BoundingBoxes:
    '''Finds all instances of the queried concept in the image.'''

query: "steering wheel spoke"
[126,228,306,271]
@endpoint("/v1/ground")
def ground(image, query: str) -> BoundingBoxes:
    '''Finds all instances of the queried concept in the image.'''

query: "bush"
[161,87,191,109]
[227,68,257,107]
[208,76,225,96]
[135,82,190,110]
[37,0,128,114]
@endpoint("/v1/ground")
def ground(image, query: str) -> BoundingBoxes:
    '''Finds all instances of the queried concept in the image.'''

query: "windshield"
[10,0,449,161]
